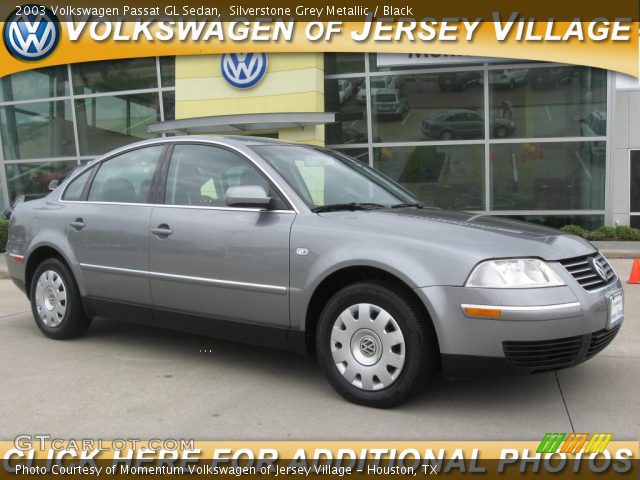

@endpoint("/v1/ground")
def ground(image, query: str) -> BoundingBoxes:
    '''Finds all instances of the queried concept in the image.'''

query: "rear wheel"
[316,282,438,408]
[30,258,91,339]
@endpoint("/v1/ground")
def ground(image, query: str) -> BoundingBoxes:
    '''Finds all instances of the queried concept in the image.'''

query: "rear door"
[148,143,294,328]
[64,145,165,308]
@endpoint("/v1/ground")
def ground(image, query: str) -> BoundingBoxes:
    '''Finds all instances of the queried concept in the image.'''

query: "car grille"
[559,253,616,291]
[503,326,621,372]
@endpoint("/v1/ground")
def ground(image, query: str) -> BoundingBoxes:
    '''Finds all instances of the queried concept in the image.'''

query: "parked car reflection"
[421,109,515,140]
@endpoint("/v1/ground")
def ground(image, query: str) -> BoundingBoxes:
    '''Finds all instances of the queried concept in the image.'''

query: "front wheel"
[316,282,438,408]
[30,258,91,339]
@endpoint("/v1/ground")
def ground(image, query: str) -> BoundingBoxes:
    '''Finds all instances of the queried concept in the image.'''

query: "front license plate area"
[608,292,624,330]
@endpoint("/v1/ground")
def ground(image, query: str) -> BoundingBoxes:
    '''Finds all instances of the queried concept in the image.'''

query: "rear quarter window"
[62,166,94,201]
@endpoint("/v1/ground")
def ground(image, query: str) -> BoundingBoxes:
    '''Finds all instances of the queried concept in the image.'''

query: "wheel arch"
[303,265,440,357]
[24,244,87,306]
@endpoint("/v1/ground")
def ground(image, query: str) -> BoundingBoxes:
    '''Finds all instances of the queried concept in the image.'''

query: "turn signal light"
[463,307,502,318]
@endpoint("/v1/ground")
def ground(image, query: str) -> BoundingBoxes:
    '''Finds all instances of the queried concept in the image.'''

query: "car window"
[164,144,286,209]
[62,166,94,201]
[88,146,164,203]
[449,113,467,122]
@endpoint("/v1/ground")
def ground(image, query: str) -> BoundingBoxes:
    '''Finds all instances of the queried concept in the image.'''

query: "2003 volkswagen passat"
[6,136,624,407]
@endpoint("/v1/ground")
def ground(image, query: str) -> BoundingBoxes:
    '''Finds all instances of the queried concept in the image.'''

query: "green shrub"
[560,224,640,240]
[0,219,8,253]
[585,231,605,241]
[595,226,617,238]
[615,225,640,241]
[560,225,588,237]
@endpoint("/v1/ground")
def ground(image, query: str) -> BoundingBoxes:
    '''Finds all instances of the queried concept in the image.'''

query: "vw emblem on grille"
[3,7,60,61]
[221,53,268,89]
[592,258,608,281]
[359,336,377,357]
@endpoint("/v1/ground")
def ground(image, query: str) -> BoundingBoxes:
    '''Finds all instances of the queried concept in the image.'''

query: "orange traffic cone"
[628,258,640,284]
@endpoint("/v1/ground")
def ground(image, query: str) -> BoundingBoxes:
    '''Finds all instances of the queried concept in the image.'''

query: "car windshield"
[371,79,387,88]
[251,145,419,209]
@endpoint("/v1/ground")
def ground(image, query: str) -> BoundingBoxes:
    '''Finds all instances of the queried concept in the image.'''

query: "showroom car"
[5,136,623,408]
[421,109,516,140]
[373,89,409,119]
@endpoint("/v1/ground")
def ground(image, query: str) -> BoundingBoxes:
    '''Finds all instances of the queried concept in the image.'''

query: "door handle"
[69,218,85,230]
[151,224,173,237]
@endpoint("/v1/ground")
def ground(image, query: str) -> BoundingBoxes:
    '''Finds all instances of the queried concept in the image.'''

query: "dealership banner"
[0,0,638,77]
[1,439,638,478]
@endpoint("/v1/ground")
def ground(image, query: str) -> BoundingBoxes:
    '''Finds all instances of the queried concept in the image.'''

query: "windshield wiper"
[390,202,424,209]
[312,202,386,213]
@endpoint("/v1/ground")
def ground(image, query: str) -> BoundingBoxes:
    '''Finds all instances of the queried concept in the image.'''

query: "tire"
[440,130,454,141]
[30,258,91,340]
[316,282,438,408]
[495,126,508,138]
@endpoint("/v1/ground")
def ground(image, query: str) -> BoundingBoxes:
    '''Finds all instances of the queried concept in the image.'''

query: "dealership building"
[0,53,638,229]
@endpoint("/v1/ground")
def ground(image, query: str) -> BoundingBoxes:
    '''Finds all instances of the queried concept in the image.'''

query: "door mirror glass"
[225,185,270,208]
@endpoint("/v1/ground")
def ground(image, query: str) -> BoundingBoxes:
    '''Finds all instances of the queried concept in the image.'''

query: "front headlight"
[466,259,565,288]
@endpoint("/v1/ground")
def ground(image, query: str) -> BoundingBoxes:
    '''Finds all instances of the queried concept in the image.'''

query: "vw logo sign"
[3,7,60,61]
[221,53,268,89]
[592,258,608,281]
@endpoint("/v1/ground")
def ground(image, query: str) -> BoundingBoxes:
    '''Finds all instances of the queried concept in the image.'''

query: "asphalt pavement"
[0,259,638,440]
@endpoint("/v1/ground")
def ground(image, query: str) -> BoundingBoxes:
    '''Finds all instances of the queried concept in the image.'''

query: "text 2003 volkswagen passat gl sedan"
[6,136,624,407]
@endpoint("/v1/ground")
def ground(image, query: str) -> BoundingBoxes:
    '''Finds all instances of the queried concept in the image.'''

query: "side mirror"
[225,185,270,209]
[48,179,60,191]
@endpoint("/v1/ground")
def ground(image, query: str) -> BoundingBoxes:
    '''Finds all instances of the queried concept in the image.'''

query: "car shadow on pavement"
[84,316,565,411]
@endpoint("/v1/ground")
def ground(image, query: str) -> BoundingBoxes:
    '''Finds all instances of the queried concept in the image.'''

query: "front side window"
[165,144,286,209]
[88,146,164,203]
[252,145,418,208]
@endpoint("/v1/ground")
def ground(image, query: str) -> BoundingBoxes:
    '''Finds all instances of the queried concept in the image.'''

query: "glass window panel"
[165,145,286,209]
[5,161,77,202]
[631,150,640,213]
[0,65,68,102]
[325,53,365,75]
[160,56,175,87]
[0,101,75,160]
[88,146,164,203]
[62,166,94,201]
[75,93,160,155]
[72,58,158,95]
[631,216,640,229]
[332,148,369,165]
[324,77,368,145]
[499,215,604,230]
[490,142,606,211]
[489,66,607,138]
[371,72,484,143]
[373,145,485,209]
[163,91,175,121]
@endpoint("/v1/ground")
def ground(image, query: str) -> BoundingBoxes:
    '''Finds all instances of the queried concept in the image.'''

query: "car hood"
[318,208,595,262]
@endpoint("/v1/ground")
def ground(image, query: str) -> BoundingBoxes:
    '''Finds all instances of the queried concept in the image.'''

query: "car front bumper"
[415,269,624,379]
